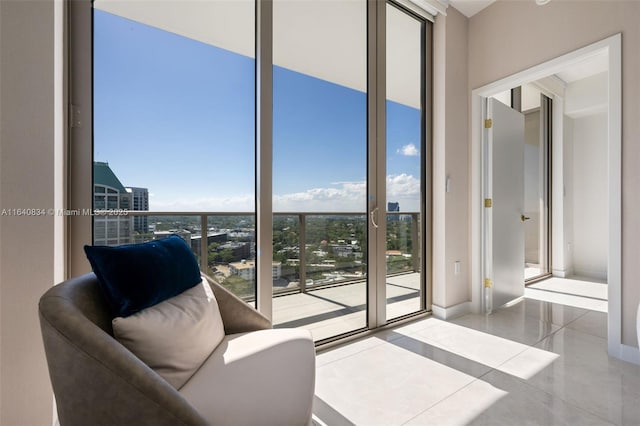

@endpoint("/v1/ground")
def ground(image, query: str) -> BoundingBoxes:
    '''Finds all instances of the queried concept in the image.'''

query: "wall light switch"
[454,261,461,275]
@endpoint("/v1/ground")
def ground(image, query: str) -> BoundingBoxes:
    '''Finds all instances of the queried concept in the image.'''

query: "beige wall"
[0,1,57,424]
[572,112,608,280]
[433,7,470,311]
[468,0,640,347]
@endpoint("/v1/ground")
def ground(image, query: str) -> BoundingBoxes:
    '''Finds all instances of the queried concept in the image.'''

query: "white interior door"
[487,98,525,309]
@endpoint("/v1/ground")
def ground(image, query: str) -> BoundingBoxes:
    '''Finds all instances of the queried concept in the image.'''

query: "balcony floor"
[273,273,422,341]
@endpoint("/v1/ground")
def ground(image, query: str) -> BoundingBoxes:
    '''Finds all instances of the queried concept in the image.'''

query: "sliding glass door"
[385,2,428,321]
[271,1,430,341]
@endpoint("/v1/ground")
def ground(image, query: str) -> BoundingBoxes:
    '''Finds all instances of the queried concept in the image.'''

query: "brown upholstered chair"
[39,273,315,426]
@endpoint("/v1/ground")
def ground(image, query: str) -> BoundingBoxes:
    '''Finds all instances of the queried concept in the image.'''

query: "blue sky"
[94,10,421,212]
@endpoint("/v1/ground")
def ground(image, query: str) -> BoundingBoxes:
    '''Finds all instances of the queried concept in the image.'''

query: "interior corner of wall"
[432,301,471,320]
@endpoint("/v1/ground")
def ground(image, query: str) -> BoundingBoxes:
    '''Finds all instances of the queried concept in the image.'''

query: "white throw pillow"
[112,278,225,389]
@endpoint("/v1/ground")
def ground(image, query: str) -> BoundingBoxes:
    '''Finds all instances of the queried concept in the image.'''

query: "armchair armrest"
[202,274,271,334]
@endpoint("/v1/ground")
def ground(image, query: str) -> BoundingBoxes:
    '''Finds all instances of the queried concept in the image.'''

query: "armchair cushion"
[84,235,202,317]
[113,278,225,390]
[179,328,316,425]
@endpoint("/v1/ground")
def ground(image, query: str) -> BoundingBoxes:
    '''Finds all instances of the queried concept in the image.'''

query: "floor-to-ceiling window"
[81,0,433,343]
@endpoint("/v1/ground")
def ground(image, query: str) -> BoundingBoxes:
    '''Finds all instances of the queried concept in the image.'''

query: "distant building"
[217,241,251,262]
[93,162,133,246]
[229,260,281,281]
[190,232,228,258]
[126,186,149,234]
[329,243,354,258]
[388,201,400,222]
[154,230,191,246]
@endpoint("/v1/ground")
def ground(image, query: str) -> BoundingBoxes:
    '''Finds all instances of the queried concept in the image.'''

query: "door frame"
[470,34,627,361]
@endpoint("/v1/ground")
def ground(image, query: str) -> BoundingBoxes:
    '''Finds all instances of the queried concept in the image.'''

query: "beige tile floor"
[313,288,640,425]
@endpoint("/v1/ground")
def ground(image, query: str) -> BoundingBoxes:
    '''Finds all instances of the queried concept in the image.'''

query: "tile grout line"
[489,308,590,374]
[484,308,618,425]
[398,375,491,426]
[315,324,434,368]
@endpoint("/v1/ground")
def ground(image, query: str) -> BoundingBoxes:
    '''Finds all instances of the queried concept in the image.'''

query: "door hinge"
[484,198,492,208]
[484,118,492,128]
[70,104,82,128]
[484,278,493,288]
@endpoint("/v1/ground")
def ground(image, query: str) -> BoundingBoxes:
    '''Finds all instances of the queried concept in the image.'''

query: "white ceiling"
[95,0,421,109]
[448,0,495,18]
[94,0,604,106]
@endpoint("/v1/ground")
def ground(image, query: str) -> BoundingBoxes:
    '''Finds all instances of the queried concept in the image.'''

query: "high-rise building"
[387,202,400,222]
[93,162,133,246]
[126,186,149,234]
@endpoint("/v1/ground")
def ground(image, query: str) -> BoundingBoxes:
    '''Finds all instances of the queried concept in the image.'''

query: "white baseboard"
[432,301,471,320]
[618,343,640,366]
[552,268,571,278]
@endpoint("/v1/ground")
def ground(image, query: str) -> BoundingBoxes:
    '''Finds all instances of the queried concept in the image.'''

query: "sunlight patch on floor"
[407,318,559,380]
[525,287,607,312]
[529,276,607,300]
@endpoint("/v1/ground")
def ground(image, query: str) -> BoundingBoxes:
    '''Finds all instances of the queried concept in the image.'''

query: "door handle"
[520,214,531,222]
[371,207,379,228]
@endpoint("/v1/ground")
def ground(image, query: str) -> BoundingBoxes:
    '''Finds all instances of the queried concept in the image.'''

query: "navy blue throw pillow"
[84,235,202,318]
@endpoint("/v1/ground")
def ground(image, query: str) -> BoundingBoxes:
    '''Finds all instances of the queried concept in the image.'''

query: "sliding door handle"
[371,207,379,228]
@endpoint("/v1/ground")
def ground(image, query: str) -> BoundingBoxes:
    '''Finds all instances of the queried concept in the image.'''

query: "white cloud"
[387,173,419,197]
[398,143,419,157]
[274,175,420,212]
[151,194,255,212]
[274,181,366,212]
[149,175,420,213]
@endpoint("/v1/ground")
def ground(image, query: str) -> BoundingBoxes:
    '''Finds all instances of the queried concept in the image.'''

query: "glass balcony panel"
[205,215,256,302]
[272,214,368,342]
[273,215,300,294]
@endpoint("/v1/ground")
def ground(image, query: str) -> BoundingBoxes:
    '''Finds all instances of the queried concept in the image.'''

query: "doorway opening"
[486,59,610,311]
[471,34,622,359]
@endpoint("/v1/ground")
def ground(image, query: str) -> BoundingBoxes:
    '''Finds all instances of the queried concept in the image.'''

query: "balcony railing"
[108,210,421,301]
